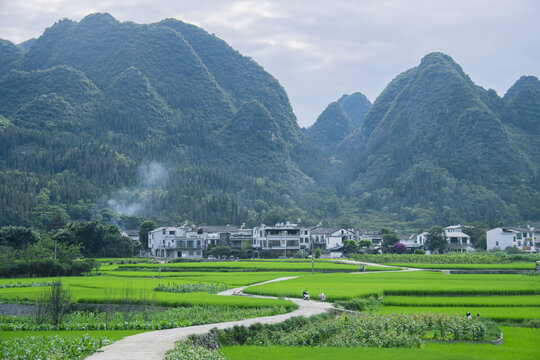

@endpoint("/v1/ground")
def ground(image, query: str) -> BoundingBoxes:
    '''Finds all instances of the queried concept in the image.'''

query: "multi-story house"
[310,228,355,250]
[252,222,310,256]
[148,226,203,259]
[487,227,537,253]
[445,225,473,252]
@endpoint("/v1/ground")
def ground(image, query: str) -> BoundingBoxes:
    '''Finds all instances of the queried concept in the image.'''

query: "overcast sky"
[1,0,539,127]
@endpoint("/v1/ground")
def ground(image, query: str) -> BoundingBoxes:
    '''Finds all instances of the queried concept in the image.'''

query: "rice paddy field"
[2,259,540,359]
[115,260,398,272]
[242,271,540,300]
[385,262,535,270]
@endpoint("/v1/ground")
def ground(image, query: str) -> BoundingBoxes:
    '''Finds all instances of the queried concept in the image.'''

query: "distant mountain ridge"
[334,53,540,224]
[0,13,319,228]
[0,14,538,230]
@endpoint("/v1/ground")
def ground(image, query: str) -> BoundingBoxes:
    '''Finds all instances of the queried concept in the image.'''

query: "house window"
[162,229,165,234]
[169,231,175,235]
[495,241,499,246]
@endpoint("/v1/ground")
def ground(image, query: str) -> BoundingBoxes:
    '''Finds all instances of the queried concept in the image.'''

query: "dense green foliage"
[191,313,498,348]
[0,334,112,360]
[0,15,538,231]
[220,326,540,360]
[0,305,287,331]
[337,53,540,226]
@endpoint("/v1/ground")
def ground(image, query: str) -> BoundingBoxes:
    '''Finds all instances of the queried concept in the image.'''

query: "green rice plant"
[379,306,540,322]
[384,263,535,270]
[116,261,398,273]
[0,334,111,360]
[381,295,540,308]
[0,274,297,309]
[352,252,540,264]
[155,282,227,294]
[243,272,540,300]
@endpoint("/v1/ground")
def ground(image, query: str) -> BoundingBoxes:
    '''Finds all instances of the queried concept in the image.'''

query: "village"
[139,222,540,260]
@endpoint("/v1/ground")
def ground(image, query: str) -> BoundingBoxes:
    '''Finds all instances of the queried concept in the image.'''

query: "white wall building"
[310,228,355,249]
[445,225,474,252]
[487,227,537,253]
[148,226,203,259]
[252,222,310,256]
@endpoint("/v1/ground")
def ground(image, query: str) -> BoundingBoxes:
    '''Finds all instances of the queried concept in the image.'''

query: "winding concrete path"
[336,259,423,272]
[86,277,333,360]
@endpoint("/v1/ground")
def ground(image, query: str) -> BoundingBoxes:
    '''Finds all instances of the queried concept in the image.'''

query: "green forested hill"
[0,13,324,228]
[338,53,540,226]
[0,14,538,231]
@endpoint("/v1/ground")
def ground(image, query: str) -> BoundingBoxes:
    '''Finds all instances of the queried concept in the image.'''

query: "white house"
[358,231,383,249]
[445,225,474,252]
[148,226,203,259]
[310,228,355,249]
[252,222,310,256]
[400,232,427,250]
[229,228,253,250]
[487,227,537,253]
[196,225,238,248]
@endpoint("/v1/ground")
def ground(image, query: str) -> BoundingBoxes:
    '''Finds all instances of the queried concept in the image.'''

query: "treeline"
[0,221,135,277]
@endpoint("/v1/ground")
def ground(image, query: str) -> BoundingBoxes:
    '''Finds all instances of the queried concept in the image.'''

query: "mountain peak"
[306,102,354,151]
[79,13,118,26]
[337,92,372,127]
[419,52,455,66]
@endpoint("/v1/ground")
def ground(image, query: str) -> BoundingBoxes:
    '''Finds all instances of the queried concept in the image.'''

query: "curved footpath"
[86,277,334,360]
[336,259,423,272]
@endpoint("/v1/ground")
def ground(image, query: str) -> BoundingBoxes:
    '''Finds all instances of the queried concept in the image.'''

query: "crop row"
[352,253,540,264]
[381,295,540,307]
[116,261,396,272]
[0,305,289,331]
[379,306,540,321]
[386,263,535,270]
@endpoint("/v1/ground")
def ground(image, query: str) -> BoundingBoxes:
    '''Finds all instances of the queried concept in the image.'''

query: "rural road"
[85,277,334,360]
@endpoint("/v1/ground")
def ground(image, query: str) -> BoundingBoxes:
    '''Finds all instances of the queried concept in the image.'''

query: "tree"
[425,226,448,253]
[0,226,40,250]
[381,228,399,252]
[344,239,358,254]
[395,242,407,254]
[314,248,321,259]
[463,222,487,250]
[138,220,156,250]
[359,239,372,249]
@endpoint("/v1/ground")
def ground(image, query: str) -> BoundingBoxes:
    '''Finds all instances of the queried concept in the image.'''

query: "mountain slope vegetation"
[0,14,538,231]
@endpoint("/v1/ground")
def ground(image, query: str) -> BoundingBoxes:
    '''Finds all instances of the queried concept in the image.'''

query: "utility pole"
[311,235,314,275]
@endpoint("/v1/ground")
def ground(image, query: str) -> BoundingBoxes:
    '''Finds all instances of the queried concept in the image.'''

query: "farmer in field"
[302,290,310,300]
[319,292,326,302]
